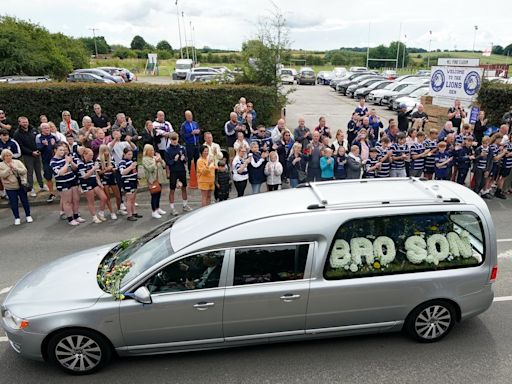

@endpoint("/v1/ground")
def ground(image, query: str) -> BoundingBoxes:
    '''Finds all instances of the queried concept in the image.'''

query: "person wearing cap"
[0,110,14,138]
[397,103,412,133]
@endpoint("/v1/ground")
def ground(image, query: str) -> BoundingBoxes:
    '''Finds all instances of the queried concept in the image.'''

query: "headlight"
[2,309,29,330]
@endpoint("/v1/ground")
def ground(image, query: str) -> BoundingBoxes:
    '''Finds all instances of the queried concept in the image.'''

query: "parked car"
[173,58,194,79]
[382,81,429,108]
[392,87,429,111]
[211,66,232,74]
[0,76,51,83]
[66,73,115,84]
[72,68,124,83]
[354,80,394,100]
[416,70,431,77]
[316,71,334,85]
[330,72,354,90]
[185,70,225,82]
[346,77,385,98]
[338,74,382,95]
[297,68,315,85]
[333,67,347,77]
[1,178,497,375]
[367,82,416,105]
[97,67,136,82]
[279,68,295,84]
[382,70,399,80]
[349,66,368,72]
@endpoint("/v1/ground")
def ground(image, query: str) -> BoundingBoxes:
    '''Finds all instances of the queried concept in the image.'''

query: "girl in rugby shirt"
[50,143,83,226]
[97,144,124,220]
[119,147,141,221]
[482,134,504,197]
[77,148,108,224]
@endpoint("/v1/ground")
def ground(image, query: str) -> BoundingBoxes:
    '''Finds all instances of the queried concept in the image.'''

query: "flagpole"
[175,0,183,59]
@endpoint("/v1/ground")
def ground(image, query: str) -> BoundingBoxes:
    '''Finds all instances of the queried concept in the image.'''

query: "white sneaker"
[97,212,107,221]
[110,213,118,220]
[170,208,179,216]
[117,209,128,216]
[120,203,127,211]
[26,216,33,223]
[30,189,37,197]
[68,219,80,226]
[152,211,162,219]
[135,202,139,207]
[76,217,86,223]
[157,208,167,215]
[92,215,102,224]
[183,205,193,212]
[60,212,67,220]
[14,218,21,226]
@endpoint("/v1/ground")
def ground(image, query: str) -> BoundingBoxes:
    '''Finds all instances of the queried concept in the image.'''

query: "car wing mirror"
[132,286,152,304]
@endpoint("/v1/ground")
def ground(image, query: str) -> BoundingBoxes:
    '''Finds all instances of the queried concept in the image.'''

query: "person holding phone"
[448,99,467,133]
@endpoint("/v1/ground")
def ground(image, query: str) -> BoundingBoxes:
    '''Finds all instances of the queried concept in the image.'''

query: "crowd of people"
[0,97,511,226]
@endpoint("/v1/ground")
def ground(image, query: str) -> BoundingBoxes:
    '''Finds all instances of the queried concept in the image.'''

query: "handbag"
[297,169,307,183]
[148,180,161,194]
[16,175,31,192]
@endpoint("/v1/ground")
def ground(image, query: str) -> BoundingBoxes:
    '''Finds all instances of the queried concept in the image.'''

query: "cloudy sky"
[4,0,512,52]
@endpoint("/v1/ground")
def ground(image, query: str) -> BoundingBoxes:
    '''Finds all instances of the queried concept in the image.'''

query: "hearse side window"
[324,212,485,280]
[234,244,309,286]
[146,251,225,293]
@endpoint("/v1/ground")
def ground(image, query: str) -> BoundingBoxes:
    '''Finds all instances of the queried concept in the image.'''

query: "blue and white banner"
[429,66,483,100]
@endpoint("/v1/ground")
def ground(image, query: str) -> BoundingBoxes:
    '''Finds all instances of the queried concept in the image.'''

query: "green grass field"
[412,51,512,65]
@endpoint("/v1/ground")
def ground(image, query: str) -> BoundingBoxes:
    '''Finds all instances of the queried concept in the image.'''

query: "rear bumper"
[458,285,494,321]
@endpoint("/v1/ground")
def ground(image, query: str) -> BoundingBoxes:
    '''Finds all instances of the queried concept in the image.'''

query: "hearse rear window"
[324,212,485,280]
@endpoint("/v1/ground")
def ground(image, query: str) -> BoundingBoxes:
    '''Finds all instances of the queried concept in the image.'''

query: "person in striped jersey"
[423,129,438,180]
[77,148,108,224]
[364,148,381,178]
[97,144,124,219]
[483,134,504,197]
[409,131,429,178]
[494,138,512,199]
[119,147,141,221]
[376,136,392,178]
[390,132,409,178]
[434,141,453,180]
[454,136,475,186]
[50,143,83,225]
[473,136,492,197]
[455,124,475,147]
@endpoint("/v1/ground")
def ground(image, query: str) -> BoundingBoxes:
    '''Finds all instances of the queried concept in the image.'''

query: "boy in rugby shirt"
[390,132,409,178]
[454,135,475,186]
[495,137,512,199]
[473,136,492,197]
[364,148,381,178]
[119,147,141,221]
[409,131,429,178]
[434,141,453,180]
[376,136,392,178]
[423,129,438,180]
[483,134,504,197]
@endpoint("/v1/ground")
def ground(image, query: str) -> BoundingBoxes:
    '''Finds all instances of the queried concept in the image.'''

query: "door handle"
[280,294,301,302]
[193,302,215,310]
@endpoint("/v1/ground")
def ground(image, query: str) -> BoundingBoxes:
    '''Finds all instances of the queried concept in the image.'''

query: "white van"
[173,59,194,80]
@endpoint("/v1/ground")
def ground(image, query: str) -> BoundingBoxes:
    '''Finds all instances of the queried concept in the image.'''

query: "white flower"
[447,231,473,258]
[373,236,396,266]
[329,239,352,268]
[405,236,427,264]
[351,237,374,266]
[427,234,450,263]
[349,263,358,272]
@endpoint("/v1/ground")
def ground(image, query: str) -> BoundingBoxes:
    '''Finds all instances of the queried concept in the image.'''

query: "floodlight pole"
[89,28,99,58]
[427,30,432,68]
[182,12,189,60]
[473,25,478,52]
[395,23,402,70]
[175,0,183,59]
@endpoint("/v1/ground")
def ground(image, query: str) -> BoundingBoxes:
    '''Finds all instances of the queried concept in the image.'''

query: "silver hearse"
[1,178,497,374]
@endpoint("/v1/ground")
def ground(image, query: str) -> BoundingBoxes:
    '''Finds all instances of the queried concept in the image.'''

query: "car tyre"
[404,300,456,343]
[47,328,112,375]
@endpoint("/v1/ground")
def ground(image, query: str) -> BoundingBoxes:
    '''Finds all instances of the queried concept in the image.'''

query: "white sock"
[183,200,188,206]
[170,203,175,209]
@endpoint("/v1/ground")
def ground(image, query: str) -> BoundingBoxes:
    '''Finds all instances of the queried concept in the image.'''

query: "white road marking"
[0,336,7,342]
[497,239,512,243]
[498,249,512,259]
[0,286,12,295]
[494,296,512,302]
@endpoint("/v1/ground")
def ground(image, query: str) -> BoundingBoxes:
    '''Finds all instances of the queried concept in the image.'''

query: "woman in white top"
[233,131,250,153]
[264,151,283,191]
[49,121,66,143]
[231,147,251,197]
[59,110,80,138]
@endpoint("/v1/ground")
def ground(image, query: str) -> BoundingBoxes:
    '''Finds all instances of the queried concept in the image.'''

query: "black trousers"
[22,155,43,189]
[234,180,247,197]
[186,144,199,172]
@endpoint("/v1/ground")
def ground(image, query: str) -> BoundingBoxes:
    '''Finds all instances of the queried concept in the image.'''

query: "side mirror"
[133,286,152,304]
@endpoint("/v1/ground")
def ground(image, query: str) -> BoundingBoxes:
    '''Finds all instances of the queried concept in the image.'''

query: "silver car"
[1,178,497,375]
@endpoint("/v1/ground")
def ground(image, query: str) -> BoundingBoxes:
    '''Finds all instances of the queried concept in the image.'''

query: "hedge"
[0,82,280,144]
[477,81,512,125]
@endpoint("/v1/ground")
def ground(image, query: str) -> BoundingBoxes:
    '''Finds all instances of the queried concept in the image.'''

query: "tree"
[156,40,173,52]
[130,35,147,50]
[503,43,512,56]
[492,45,504,55]
[78,36,111,55]
[0,16,88,79]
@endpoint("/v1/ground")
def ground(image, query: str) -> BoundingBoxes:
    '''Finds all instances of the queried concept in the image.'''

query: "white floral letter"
[373,236,396,266]
[405,236,427,264]
[351,237,374,266]
[330,239,352,268]
[427,234,450,263]
[447,231,473,258]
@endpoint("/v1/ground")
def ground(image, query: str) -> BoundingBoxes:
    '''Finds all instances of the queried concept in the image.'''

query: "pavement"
[0,84,511,384]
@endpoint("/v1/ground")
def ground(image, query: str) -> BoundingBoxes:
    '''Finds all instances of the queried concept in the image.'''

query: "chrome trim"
[306,321,402,335]
[118,337,224,352]
[225,330,304,342]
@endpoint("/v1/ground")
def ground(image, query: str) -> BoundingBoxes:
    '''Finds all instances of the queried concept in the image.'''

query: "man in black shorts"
[164,132,193,215]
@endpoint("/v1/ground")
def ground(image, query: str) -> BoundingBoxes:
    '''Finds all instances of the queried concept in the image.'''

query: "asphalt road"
[0,85,511,383]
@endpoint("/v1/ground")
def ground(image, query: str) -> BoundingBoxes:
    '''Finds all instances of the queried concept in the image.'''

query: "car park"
[416,70,431,77]
[297,68,316,85]
[367,81,415,105]
[279,68,295,84]
[354,80,394,100]
[382,70,398,80]
[392,87,429,111]
[346,77,385,98]
[1,178,497,375]
[72,68,124,83]
[349,66,368,72]
[330,72,354,90]
[316,71,334,85]
[66,73,115,84]
[382,81,429,107]
[337,74,382,95]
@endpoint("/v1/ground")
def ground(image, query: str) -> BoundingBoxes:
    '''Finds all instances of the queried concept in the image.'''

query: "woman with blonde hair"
[0,149,32,225]
[59,110,79,138]
[97,144,124,220]
[142,144,167,218]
